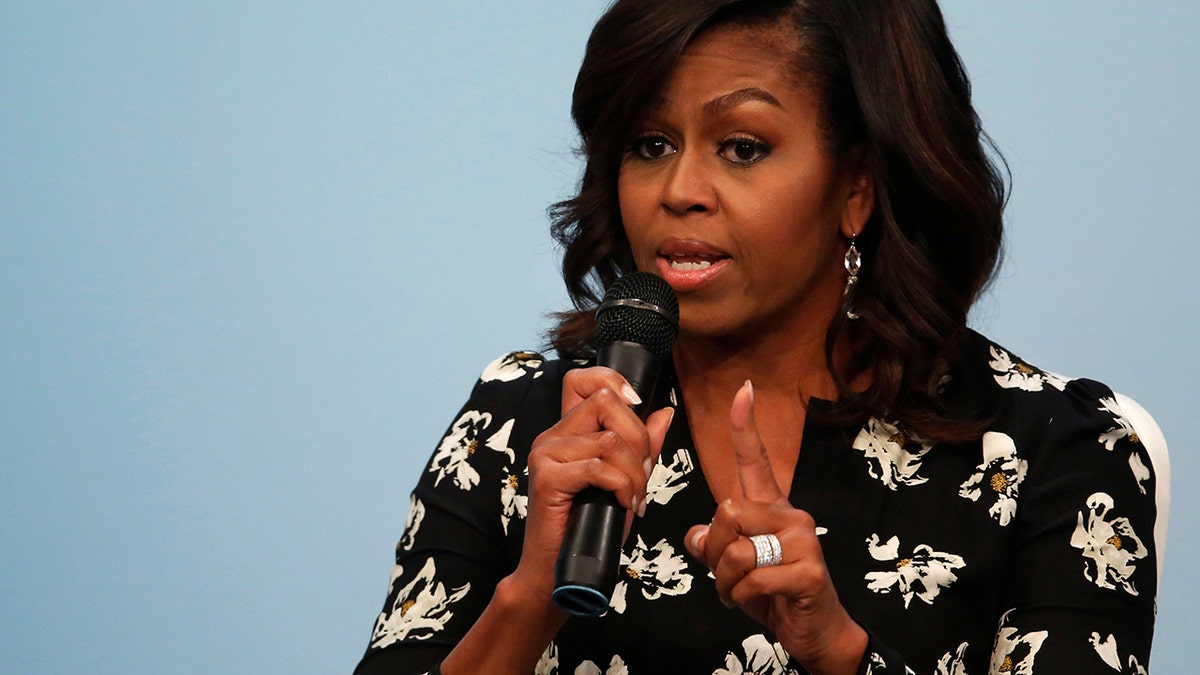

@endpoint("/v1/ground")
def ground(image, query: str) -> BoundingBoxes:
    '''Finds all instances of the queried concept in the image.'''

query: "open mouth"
[664,254,722,271]
[655,241,731,291]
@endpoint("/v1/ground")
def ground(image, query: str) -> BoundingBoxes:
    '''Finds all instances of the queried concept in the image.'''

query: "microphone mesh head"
[594,272,679,360]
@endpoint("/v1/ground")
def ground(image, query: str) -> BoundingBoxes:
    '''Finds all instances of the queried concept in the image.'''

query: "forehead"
[646,22,809,113]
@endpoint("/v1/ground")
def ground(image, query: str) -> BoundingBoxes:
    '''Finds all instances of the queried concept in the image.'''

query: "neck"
[672,312,844,404]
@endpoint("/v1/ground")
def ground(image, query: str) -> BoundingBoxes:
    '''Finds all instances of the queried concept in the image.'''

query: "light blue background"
[2,2,1195,673]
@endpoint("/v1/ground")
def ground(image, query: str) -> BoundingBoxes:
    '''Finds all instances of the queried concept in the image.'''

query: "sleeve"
[986,378,1158,673]
[353,352,552,675]
[852,378,1159,675]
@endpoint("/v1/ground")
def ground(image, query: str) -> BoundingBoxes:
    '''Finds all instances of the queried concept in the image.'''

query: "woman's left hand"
[684,382,868,675]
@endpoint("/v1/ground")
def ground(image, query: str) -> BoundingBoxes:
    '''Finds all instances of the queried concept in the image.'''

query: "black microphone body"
[552,273,679,617]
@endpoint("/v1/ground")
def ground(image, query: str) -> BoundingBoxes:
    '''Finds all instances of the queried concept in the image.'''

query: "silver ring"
[750,533,783,568]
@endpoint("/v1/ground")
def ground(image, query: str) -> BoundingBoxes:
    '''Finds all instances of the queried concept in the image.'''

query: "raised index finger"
[730,380,785,504]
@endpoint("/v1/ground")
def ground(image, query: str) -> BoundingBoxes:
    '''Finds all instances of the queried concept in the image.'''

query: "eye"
[630,135,677,160]
[718,137,770,165]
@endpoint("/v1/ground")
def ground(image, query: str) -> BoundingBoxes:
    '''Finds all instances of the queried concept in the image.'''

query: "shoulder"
[965,331,1132,434]
[460,350,591,441]
[962,331,1156,496]
[471,350,590,404]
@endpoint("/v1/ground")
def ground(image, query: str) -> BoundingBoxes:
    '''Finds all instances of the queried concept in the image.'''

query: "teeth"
[669,259,712,271]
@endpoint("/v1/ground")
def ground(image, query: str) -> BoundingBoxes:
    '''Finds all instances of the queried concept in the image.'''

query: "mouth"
[664,254,722,271]
[655,239,730,291]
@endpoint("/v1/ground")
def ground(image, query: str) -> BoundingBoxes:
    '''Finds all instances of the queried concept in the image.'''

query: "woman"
[356,0,1158,673]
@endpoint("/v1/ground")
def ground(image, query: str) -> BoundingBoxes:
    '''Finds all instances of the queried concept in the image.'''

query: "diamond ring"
[749,533,783,568]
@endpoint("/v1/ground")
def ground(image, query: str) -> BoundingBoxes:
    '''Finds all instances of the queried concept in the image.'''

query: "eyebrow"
[703,87,783,116]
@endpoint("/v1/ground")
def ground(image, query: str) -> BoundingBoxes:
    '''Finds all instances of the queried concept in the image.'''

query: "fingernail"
[643,457,655,481]
[637,495,647,518]
[621,384,642,406]
[631,495,641,517]
[689,529,704,552]
[664,406,676,429]
[745,379,754,405]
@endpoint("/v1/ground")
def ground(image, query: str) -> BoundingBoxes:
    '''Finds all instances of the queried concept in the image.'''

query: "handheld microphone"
[551,272,679,617]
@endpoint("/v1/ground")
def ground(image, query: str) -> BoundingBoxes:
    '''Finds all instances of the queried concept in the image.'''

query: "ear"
[839,150,875,239]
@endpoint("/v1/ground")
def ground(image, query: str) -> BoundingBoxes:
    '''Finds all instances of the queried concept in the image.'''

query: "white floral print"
[398,495,426,552]
[370,558,470,649]
[1097,397,1152,495]
[610,535,693,614]
[480,351,544,382]
[1127,452,1150,495]
[499,470,528,534]
[1097,397,1138,450]
[958,432,1027,526]
[989,611,1047,675]
[428,412,515,490]
[1090,632,1147,674]
[712,634,798,675]
[1070,492,1147,596]
[865,534,965,608]
[935,642,969,675]
[863,652,886,675]
[364,336,1159,671]
[988,346,1070,392]
[646,448,694,506]
[852,418,934,490]
[576,655,628,675]
[534,642,559,675]
[487,418,516,463]
[863,651,914,675]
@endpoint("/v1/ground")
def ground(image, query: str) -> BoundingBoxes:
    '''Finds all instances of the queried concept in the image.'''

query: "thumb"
[645,406,675,467]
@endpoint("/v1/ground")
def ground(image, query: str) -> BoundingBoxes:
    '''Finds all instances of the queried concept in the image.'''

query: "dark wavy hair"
[547,0,1007,442]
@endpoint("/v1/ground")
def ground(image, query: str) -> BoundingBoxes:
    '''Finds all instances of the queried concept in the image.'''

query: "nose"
[660,149,717,216]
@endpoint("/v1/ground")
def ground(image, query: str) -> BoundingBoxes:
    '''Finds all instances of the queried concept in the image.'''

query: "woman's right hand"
[439,367,673,675]
[511,366,675,612]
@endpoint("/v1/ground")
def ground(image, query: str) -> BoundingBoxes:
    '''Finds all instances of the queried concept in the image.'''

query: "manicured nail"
[631,495,641,517]
[663,406,676,430]
[621,384,642,406]
[643,457,655,481]
[745,379,754,405]
[689,529,706,553]
[637,495,648,518]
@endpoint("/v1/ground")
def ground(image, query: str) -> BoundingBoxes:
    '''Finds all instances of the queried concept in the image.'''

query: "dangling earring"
[843,235,862,320]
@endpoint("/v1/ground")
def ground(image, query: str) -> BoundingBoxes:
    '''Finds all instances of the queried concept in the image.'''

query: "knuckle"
[794,560,827,589]
[584,456,606,476]
[714,498,740,522]
[594,386,620,406]
[791,508,817,530]
[737,575,767,601]
[531,428,556,450]
[598,429,622,450]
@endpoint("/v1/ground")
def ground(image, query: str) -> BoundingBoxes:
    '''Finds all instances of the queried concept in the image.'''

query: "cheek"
[617,176,653,246]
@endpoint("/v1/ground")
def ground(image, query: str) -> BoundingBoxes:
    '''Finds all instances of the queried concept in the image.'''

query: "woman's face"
[618,24,873,344]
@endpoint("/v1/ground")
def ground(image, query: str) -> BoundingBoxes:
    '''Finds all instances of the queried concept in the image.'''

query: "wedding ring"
[750,533,783,568]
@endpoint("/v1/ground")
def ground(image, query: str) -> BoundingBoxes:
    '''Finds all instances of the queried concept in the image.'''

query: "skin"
[619,24,873,675]
[440,21,874,675]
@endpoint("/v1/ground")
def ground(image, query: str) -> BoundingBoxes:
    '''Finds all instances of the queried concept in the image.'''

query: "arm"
[850,378,1159,674]
[685,381,868,675]
[686,377,1159,675]
[981,379,1157,673]
[354,354,674,674]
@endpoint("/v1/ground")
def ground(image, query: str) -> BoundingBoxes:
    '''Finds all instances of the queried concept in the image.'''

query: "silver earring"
[843,236,861,320]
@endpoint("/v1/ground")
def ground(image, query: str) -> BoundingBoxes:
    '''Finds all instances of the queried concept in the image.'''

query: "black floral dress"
[354,332,1158,674]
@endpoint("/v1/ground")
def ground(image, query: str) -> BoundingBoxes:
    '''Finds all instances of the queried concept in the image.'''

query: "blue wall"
[2,2,1195,672]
